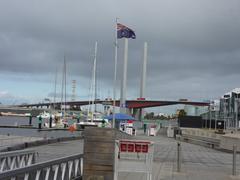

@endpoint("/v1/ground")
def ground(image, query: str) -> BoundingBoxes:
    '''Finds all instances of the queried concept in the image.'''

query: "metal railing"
[0,153,83,180]
[0,150,37,172]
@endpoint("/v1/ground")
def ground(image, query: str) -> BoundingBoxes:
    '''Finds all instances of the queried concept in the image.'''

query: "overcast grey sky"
[0,0,240,111]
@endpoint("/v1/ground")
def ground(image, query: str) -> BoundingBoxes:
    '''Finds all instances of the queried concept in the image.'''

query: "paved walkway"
[0,135,43,151]
[27,139,84,162]
[16,129,240,180]
[119,134,240,180]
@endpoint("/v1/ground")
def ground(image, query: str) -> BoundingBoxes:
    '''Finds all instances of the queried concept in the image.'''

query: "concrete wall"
[220,134,240,151]
[181,128,221,139]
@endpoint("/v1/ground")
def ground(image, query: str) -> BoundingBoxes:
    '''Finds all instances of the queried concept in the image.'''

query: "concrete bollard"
[177,142,181,172]
[232,145,237,176]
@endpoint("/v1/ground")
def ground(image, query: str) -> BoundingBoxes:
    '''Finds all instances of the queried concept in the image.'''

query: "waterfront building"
[219,88,240,129]
[184,105,208,116]
[201,88,240,129]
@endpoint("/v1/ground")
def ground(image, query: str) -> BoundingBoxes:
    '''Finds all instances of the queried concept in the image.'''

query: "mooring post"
[177,142,181,172]
[29,114,32,125]
[232,145,237,176]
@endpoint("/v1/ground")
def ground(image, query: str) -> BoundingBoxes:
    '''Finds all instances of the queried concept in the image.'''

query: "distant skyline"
[0,0,240,113]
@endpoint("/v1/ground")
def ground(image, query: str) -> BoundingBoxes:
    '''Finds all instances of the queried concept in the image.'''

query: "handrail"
[0,149,36,158]
[0,149,37,172]
[0,153,83,180]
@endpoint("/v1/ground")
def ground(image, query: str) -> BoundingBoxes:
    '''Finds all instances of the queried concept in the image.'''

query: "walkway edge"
[0,136,83,152]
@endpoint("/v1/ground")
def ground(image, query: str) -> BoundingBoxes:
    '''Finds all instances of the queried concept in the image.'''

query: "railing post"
[177,142,181,172]
[232,145,237,176]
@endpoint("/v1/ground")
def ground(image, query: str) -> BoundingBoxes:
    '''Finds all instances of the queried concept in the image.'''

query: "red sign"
[120,143,127,152]
[135,144,141,152]
[119,140,150,153]
[127,143,134,152]
[142,144,148,153]
[137,98,146,100]
[127,120,133,123]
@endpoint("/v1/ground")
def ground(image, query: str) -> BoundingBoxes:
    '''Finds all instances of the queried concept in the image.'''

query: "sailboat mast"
[53,67,58,111]
[61,57,64,114]
[64,55,67,118]
[61,55,67,118]
[93,41,98,113]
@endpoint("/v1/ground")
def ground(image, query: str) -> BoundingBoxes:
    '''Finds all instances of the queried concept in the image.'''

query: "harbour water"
[0,116,81,138]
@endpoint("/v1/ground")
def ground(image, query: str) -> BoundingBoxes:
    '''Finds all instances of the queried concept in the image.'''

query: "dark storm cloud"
[1,0,240,102]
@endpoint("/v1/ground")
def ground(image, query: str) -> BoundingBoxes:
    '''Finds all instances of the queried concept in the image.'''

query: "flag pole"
[120,37,128,114]
[112,18,118,128]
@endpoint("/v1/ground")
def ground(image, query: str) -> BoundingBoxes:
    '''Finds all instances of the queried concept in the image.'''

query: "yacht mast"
[93,41,98,113]
[64,55,67,118]
[61,55,67,118]
[88,42,98,122]
[53,67,58,111]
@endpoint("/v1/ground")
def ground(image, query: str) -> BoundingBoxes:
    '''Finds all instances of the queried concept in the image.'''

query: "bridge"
[18,99,209,109]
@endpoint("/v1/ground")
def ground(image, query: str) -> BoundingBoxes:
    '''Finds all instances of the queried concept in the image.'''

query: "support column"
[138,42,148,121]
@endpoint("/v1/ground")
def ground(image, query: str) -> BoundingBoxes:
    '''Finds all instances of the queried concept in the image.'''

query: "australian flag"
[117,23,136,39]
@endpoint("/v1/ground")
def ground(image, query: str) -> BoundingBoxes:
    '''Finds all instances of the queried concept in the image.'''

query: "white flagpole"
[120,38,128,114]
[112,18,118,128]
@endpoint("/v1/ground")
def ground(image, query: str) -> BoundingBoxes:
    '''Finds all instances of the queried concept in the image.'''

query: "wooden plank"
[84,128,116,137]
[84,136,115,143]
[84,146,114,154]
[83,159,114,166]
[84,153,114,165]
[83,170,113,175]
[84,141,114,150]
[83,164,113,171]
[83,171,113,180]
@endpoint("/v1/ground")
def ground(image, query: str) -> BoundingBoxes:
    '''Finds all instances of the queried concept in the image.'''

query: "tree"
[178,109,187,117]
[144,112,154,119]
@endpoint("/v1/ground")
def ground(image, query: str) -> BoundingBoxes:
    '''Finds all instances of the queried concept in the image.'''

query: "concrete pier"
[2,128,240,180]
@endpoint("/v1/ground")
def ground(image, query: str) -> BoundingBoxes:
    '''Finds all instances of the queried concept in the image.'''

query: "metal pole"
[232,145,237,176]
[235,99,238,133]
[177,142,181,172]
[224,102,226,131]
[209,105,212,130]
[53,67,58,111]
[93,42,97,113]
[112,18,118,128]
[215,110,217,131]
[205,116,207,129]
[120,38,128,114]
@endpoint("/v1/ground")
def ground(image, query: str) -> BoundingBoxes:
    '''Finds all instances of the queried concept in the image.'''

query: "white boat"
[74,112,110,129]
[37,111,53,119]
[75,121,98,129]
[0,112,31,117]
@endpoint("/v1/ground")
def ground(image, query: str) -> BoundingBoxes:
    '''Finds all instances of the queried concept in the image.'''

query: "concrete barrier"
[220,134,240,152]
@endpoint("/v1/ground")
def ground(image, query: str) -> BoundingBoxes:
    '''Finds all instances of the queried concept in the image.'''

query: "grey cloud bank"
[0,0,240,103]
